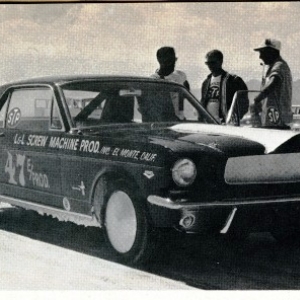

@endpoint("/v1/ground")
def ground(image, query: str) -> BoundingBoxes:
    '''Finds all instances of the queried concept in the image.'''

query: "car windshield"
[60,80,216,128]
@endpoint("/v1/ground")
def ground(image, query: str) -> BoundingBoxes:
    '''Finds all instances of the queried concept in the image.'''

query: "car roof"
[2,75,176,86]
[0,75,184,99]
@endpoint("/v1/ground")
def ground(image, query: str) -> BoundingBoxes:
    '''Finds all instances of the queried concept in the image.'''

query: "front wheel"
[103,182,156,264]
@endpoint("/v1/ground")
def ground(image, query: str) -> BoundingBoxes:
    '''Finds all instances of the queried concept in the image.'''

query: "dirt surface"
[1,202,300,290]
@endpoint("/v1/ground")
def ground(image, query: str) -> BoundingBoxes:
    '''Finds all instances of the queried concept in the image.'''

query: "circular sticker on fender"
[63,197,71,211]
[267,106,280,124]
[7,108,21,127]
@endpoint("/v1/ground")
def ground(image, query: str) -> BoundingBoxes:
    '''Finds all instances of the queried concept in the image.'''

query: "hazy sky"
[0,2,299,89]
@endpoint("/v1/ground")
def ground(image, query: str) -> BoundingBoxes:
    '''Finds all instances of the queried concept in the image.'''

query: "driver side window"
[6,88,51,131]
[0,98,8,128]
[51,100,63,130]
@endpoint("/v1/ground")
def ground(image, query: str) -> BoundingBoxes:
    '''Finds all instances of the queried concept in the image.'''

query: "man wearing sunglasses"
[200,49,249,123]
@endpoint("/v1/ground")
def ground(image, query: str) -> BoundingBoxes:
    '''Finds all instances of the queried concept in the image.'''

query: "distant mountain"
[246,79,261,91]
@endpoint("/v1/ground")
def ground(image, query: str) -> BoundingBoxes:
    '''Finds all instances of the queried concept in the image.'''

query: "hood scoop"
[170,124,299,154]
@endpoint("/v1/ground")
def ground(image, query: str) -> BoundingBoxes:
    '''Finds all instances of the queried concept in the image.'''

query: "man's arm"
[200,80,207,108]
[183,80,190,91]
[234,76,249,118]
[254,75,281,104]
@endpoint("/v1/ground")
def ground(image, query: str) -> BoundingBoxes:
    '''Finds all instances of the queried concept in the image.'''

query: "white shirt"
[206,75,221,121]
[151,70,187,85]
[151,70,188,120]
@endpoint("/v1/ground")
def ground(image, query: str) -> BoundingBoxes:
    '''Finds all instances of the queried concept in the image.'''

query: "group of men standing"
[151,39,293,129]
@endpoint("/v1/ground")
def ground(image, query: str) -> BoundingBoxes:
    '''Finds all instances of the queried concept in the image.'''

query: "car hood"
[83,123,300,158]
[169,123,299,154]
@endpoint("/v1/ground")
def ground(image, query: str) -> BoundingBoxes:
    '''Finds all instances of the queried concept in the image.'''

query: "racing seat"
[101,94,134,123]
[139,90,178,122]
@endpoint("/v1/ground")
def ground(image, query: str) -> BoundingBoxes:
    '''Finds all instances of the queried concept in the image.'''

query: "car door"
[0,85,64,207]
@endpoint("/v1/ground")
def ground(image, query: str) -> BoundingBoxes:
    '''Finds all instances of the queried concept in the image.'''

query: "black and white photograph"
[1,1,300,297]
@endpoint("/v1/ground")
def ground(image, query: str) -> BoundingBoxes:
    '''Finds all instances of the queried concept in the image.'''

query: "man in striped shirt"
[253,39,293,129]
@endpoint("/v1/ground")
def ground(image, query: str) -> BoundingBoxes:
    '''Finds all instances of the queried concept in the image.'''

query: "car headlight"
[172,158,197,187]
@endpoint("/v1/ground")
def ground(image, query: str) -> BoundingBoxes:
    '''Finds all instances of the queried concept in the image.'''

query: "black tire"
[102,180,156,264]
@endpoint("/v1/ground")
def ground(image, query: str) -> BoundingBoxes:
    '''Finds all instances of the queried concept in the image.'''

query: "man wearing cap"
[151,46,190,120]
[200,49,249,123]
[252,38,293,129]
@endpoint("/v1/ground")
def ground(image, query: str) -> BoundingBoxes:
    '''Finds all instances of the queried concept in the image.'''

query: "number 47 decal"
[5,151,26,186]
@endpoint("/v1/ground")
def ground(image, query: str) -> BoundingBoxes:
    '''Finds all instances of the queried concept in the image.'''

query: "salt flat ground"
[1,202,300,290]
[0,203,191,290]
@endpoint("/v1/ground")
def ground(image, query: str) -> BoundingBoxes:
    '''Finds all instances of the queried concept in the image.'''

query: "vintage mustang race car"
[1,75,300,264]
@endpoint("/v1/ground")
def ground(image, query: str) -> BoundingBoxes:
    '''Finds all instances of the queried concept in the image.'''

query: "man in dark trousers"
[252,38,293,129]
[200,49,249,123]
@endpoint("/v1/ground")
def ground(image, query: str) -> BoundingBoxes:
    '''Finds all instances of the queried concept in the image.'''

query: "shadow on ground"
[1,205,300,290]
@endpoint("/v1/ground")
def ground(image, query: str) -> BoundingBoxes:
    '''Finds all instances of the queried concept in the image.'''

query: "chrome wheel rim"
[106,191,137,253]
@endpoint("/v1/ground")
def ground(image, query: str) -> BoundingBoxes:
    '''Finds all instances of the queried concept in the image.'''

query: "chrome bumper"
[147,195,300,210]
[147,195,300,233]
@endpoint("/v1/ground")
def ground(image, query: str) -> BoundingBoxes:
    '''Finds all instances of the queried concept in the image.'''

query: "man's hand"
[250,102,262,115]
[250,102,262,127]
[177,110,185,120]
[253,92,266,105]
[253,96,260,105]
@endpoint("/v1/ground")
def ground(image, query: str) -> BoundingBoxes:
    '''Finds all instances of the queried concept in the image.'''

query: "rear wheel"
[103,181,156,264]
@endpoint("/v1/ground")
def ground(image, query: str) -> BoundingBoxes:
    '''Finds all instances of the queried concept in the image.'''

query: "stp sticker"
[63,197,71,211]
[7,107,21,127]
[267,106,280,124]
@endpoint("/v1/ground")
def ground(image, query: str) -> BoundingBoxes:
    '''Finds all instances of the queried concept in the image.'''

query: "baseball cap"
[254,38,281,51]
